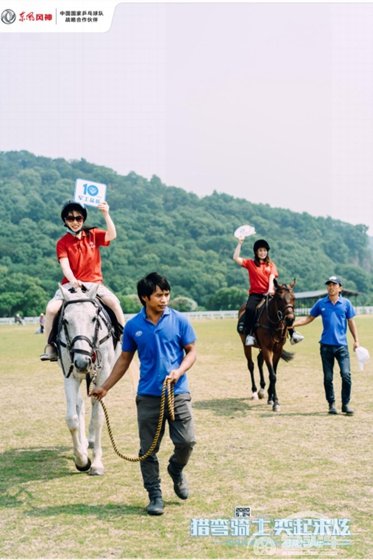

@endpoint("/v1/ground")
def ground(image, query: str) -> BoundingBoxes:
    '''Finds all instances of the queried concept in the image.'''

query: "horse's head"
[273,278,296,327]
[59,284,101,375]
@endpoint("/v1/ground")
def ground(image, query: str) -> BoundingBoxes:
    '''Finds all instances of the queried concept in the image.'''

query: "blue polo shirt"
[122,307,196,396]
[310,296,356,346]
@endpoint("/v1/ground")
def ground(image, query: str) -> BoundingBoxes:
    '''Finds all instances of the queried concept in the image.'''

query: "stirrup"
[40,344,58,361]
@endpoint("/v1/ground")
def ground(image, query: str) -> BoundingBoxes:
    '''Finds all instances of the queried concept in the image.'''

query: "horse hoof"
[267,399,274,406]
[258,389,265,399]
[272,404,280,412]
[251,392,259,400]
[89,467,104,476]
[75,458,92,472]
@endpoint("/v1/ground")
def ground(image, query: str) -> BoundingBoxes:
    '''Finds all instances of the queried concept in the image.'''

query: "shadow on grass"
[0,446,72,507]
[259,411,327,418]
[25,498,185,519]
[25,502,145,518]
[193,397,251,416]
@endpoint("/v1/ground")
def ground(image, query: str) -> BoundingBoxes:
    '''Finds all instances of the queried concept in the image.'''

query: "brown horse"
[238,279,296,412]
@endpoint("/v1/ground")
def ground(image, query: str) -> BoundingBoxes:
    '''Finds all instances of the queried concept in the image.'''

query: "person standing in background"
[293,276,359,415]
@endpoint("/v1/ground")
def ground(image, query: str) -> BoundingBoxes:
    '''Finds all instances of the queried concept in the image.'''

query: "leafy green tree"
[208,287,247,310]
[336,265,372,293]
[21,284,48,316]
[170,296,198,312]
[119,294,142,313]
[0,292,20,316]
[0,149,372,315]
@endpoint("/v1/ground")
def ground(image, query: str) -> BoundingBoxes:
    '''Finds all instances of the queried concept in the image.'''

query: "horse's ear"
[290,278,296,289]
[274,278,279,289]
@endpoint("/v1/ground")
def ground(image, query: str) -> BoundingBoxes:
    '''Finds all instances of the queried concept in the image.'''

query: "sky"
[1,2,373,234]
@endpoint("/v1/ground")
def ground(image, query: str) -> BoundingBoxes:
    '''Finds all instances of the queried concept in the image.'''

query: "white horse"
[56,284,120,475]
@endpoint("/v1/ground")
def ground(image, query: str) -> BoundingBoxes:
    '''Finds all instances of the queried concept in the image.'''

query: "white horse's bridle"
[57,298,114,379]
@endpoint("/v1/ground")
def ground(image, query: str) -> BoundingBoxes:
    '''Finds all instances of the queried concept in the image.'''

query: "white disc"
[234,224,256,239]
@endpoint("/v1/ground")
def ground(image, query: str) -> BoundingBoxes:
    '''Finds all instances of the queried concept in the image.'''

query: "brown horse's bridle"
[261,288,295,329]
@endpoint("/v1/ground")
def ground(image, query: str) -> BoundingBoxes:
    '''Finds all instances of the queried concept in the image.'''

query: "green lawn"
[1,316,372,559]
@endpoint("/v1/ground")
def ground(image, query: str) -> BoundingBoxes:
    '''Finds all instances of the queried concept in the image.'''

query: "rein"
[99,378,175,462]
[258,292,294,332]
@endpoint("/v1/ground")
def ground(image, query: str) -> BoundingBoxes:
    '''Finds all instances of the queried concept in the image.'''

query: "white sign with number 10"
[74,178,107,207]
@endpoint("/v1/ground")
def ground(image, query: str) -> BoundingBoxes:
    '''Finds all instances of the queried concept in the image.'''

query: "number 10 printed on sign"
[74,178,107,207]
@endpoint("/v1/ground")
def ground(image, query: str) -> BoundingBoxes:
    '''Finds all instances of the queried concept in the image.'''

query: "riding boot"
[114,321,123,347]
[237,315,246,334]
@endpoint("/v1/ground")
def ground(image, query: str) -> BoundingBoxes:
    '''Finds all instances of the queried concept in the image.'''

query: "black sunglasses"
[66,215,83,223]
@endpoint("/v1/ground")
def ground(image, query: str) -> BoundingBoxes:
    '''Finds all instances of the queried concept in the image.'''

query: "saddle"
[237,295,269,335]
[97,297,123,346]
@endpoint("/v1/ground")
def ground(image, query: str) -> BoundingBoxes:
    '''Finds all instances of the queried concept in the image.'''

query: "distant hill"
[0,150,372,316]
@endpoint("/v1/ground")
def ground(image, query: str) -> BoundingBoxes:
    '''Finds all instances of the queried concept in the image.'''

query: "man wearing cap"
[293,276,359,415]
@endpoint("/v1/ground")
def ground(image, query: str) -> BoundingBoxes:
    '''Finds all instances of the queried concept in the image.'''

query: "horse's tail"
[280,349,294,362]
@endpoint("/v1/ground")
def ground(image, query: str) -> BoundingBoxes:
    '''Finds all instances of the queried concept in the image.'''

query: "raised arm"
[233,238,244,266]
[98,201,117,242]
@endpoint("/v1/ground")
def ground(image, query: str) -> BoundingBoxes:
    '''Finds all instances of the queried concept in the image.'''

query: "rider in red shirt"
[233,237,304,346]
[40,200,125,361]
[57,228,108,284]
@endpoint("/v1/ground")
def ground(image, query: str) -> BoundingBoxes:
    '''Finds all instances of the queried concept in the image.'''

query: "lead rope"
[99,378,175,462]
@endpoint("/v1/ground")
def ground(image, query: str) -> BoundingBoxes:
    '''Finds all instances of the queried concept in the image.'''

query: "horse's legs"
[265,354,281,412]
[64,377,91,471]
[88,363,113,476]
[260,348,280,411]
[241,336,258,399]
[77,393,89,450]
[88,397,105,476]
[88,414,95,449]
[270,354,282,412]
[266,364,276,409]
[269,367,279,411]
[257,351,266,399]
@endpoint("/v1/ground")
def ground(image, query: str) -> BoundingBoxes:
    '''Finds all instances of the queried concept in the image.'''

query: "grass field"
[1,316,373,559]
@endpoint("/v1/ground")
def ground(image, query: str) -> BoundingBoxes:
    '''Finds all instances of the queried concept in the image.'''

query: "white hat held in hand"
[355,346,370,371]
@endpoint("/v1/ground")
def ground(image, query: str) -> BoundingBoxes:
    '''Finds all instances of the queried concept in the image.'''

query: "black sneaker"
[167,465,189,500]
[342,404,354,416]
[328,403,338,415]
[146,497,164,516]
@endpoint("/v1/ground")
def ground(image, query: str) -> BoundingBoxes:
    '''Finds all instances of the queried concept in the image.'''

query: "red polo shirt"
[241,259,278,294]
[56,228,110,284]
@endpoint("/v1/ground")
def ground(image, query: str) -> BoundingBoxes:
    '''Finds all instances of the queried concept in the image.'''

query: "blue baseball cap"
[325,276,342,286]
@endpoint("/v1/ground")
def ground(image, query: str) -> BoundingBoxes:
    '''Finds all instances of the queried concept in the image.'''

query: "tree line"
[0,150,372,317]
